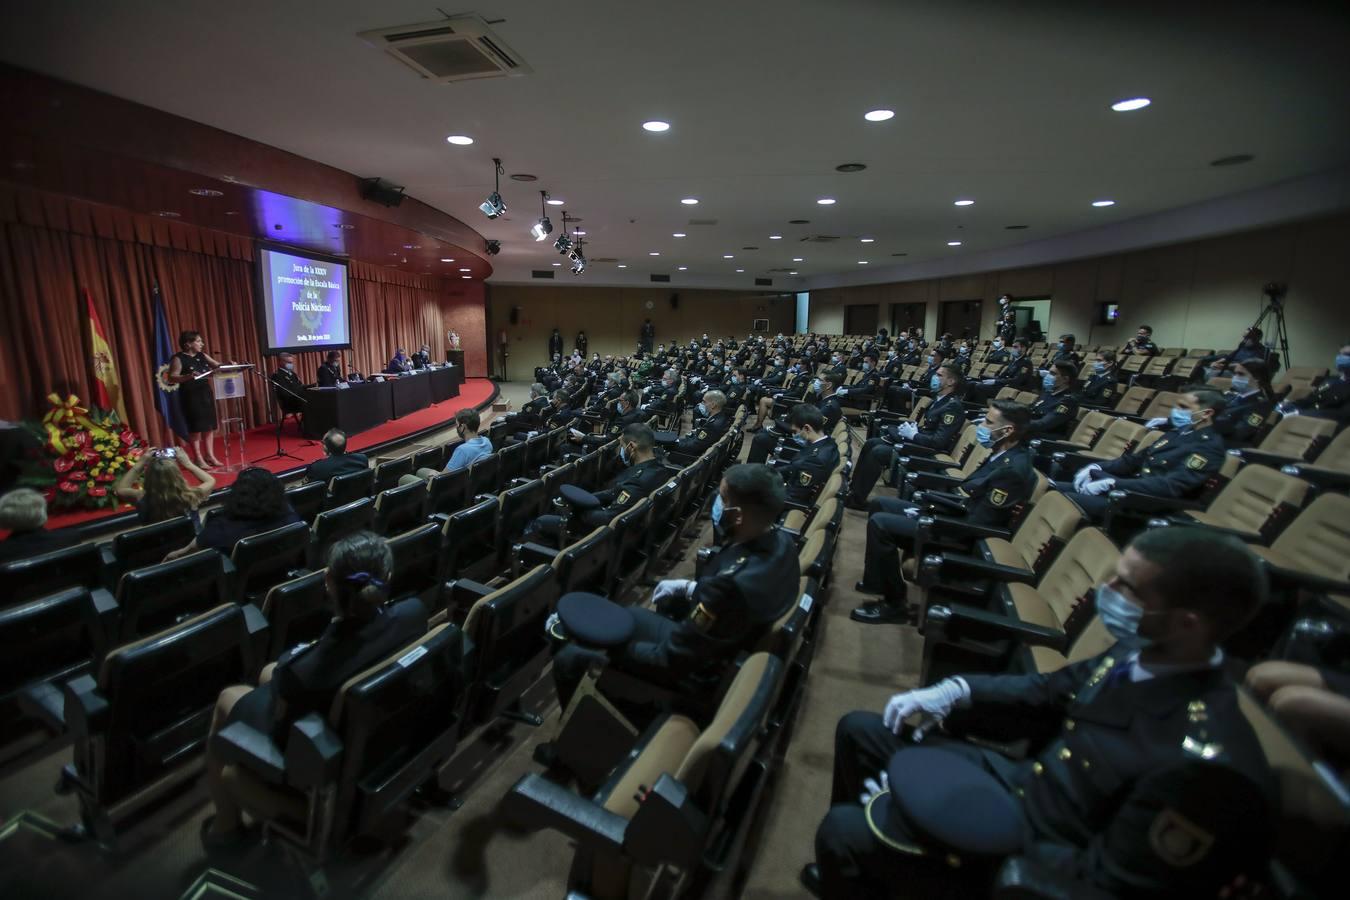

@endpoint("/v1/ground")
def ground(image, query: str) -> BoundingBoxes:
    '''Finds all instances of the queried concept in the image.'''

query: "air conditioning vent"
[531,270,555,279]
[359,17,532,83]
[755,278,773,286]
[592,257,618,263]
[650,274,671,283]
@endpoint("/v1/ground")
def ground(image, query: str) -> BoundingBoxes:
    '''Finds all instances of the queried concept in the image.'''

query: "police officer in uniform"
[1212,360,1275,449]
[1025,361,1080,439]
[269,352,306,419]
[548,327,564,361]
[882,347,948,412]
[1080,349,1121,407]
[316,351,343,387]
[1121,324,1160,357]
[806,528,1276,900]
[548,463,800,709]
[846,365,967,510]
[852,400,1037,624]
[970,340,1035,400]
[1050,333,1081,369]
[838,354,881,404]
[1286,343,1350,426]
[748,373,844,464]
[1058,387,1227,521]
[775,405,840,505]
[984,338,1011,364]
[664,389,732,457]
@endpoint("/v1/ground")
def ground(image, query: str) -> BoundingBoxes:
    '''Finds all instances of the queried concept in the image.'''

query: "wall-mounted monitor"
[254,243,351,353]
[1099,302,1121,325]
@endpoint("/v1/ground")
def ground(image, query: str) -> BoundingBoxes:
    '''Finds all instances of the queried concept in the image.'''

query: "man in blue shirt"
[444,408,493,471]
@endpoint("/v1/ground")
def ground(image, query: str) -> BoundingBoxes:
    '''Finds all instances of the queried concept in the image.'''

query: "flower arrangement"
[23,393,148,511]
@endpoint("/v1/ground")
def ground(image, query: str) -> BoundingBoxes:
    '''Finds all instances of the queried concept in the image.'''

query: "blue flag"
[151,285,189,440]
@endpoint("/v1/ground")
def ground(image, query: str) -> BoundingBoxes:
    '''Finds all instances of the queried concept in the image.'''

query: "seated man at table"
[545,463,799,714]
[410,344,432,369]
[316,350,343,387]
[385,347,413,374]
[304,429,369,484]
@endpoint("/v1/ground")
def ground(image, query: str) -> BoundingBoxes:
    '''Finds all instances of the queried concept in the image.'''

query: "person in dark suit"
[270,352,306,418]
[575,330,588,357]
[410,344,432,369]
[164,467,300,560]
[1285,343,1350,426]
[385,347,413,374]
[776,405,841,505]
[806,528,1276,900]
[970,339,1035,400]
[1212,359,1275,448]
[1024,361,1080,439]
[201,530,427,848]
[548,328,564,361]
[1080,348,1121,408]
[665,389,733,457]
[852,400,1037,623]
[1121,324,1160,357]
[316,351,343,387]
[0,487,78,565]
[304,429,369,484]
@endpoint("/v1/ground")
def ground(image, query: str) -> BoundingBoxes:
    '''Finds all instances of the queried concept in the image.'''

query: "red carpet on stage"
[42,378,496,533]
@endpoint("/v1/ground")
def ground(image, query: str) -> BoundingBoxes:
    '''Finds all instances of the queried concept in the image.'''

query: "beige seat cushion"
[1007,584,1060,630]
[984,538,1026,569]
[603,715,700,819]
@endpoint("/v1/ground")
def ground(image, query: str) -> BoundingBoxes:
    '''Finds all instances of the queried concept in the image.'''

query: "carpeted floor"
[0,393,926,899]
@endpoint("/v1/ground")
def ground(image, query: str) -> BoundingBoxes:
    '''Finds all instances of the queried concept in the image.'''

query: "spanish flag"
[85,288,128,424]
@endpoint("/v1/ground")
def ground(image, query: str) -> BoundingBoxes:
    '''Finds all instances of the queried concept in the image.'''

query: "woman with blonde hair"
[114,447,216,527]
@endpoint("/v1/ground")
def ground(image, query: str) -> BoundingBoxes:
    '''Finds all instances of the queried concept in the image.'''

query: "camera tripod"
[1249,283,1291,373]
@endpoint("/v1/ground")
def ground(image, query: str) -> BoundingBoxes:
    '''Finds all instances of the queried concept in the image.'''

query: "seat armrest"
[1105,490,1204,516]
[994,855,1115,900]
[97,542,117,572]
[905,471,965,492]
[212,721,287,785]
[780,498,813,515]
[1261,562,1350,597]
[1236,447,1302,467]
[624,773,709,870]
[893,442,939,458]
[89,586,120,638]
[443,578,496,616]
[1030,438,1091,455]
[1144,515,1255,542]
[926,603,1069,650]
[499,772,628,854]
[924,517,1012,543]
[1282,464,1350,492]
[898,454,955,473]
[914,490,966,513]
[514,541,559,571]
[284,713,344,790]
[62,674,108,738]
[920,552,1036,587]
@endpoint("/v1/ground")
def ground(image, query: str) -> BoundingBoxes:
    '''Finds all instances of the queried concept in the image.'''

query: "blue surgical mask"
[810,378,822,393]
[696,402,708,417]
[862,362,872,372]
[1095,584,1153,650]
[711,493,724,525]
[1043,372,1057,390]
[1011,349,1022,359]
[975,424,993,447]
[1336,353,1350,374]
[792,432,807,446]
[620,444,631,465]
[926,355,935,365]
[929,374,941,391]
[1093,362,1107,374]
[1169,407,1193,428]
[1229,375,1250,393]
[992,341,1002,349]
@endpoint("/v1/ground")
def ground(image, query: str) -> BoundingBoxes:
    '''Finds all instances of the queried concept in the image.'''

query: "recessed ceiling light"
[649,251,661,256]
[672,232,686,238]
[836,163,867,173]
[860,237,874,243]
[459,267,471,272]
[947,241,962,246]
[816,198,836,205]
[723,254,734,259]
[1210,154,1255,167]
[643,120,671,132]
[546,198,565,205]
[617,264,628,268]
[189,188,223,197]
[552,262,561,266]
[154,211,181,218]
[1092,200,1116,207]
[510,173,537,182]
[769,234,783,240]
[224,211,239,216]
[858,260,869,265]
[864,109,895,122]
[1110,97,1151,112]
[678,266,688,270]
[953,199,974,206]
[446,135,474,145]
[735,268,744,273]
[574,230,587,235]
[681,197,699,205]
[461,275,472,279]
[792,257,804,262]
[440,258,455,262]
[788,270,799,275]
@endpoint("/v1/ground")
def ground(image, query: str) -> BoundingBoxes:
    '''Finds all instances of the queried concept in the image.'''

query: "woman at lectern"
[167,330,225,468]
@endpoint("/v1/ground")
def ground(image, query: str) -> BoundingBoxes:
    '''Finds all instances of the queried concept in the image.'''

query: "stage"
[43,377,497,536]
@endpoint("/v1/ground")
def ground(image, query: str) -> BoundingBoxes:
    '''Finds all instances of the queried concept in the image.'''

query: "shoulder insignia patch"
[942,413,956,425]
[616,490,631,505]
[1056,404,1069,414]
[690,603,719,632]
[1153,439,1168,450]
[799,471,813,486]
[610,425,621,434]
[1185,453,1207,470]
[1246,412,1263,427]
[989,488,1009,507]
[1148,808,1216,869]
[697,430,708,440]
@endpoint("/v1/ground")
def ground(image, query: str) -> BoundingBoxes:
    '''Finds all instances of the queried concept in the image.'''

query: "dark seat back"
[285,481,327,527]
[116,549,230,640]
[0,586,112,724]
[553,527,614,595]
[497,441,526,485]
[373,481,428,536]
[496,479,547,564]
[373,456,414,494]
[467,452,501,501]
[1,542,105,607]
[261,570,329,661]
[310,497,375,565]
[541,460,578,496]
[102,515,198,580]
[327,468,374,508]
[608,498,654,595]
[524,432,549,473]
[385,523,442,607]
[230,521,310,603]
[411,444,448,473]
[425,467,469,517]
[545,426,567,462]
[462,565,558,722]
[440,497,500,583]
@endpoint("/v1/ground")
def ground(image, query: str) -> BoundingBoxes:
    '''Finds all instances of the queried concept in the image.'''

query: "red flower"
[42,488,57,503]
[53,456,74,473]
[120,429,135,446]
[95,472,116,483]
[68,431,88,449]
[58,480,80,493]
[82,449,100,464]
[87,486,107,498]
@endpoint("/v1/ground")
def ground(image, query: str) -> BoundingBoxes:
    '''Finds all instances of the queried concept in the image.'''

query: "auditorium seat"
[607,497,655,599]
[524,431,550,473]
[3,586,117,734]
[1236,415,1337,467]
[424,466,470,518]
[1,542,106,608]
[114,549,232,641]
[515,526,615,595]
[260,570,329,662]
[226,520,310,605]
[438,497,500,588]
[209,622,467,865]
[1274,366,1329,403]
[411,444,448,473]
[1027,410,1112,458]
[467,452,501,502]
[372,481,428,536]
[372,455,413,493]
[308,497,375,567]
[494,479,547,567]
[58,602,268,845]
[284,480,327,527]
[1131,463,1310,543]
[1246,493,1350,595]
[501,653,783,898]
[326,468,375,509]
[97,515,197,582]
[1281,427,1350,491]
[385,522,443,609]
[921,527,1120,683]
[497,440,526,485]
[1049,418,1156,478]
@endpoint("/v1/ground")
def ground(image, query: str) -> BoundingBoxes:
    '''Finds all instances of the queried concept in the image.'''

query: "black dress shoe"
[799,863,823,898]
[850,600,910,625]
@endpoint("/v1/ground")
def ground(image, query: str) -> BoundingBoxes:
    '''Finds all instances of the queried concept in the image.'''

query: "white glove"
[982,378,996,385]
[1073,464,1102,491]
[882,678,969,734]
[1144,416,1167,429]
[860,771,890,806]
[897,421,919,440]
[543,611,560,636]
[1081,478,1116,496]
[652,578,696,605]
[836,387,849,395]
[902,506,921,518]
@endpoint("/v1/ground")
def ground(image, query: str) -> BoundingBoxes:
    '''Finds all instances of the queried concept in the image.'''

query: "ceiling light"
[680,197,699,205]
[788,270,799,275]
[649,251,661,256]
[573,230,587,236]
[569,238,587,275]
[864,109,895,122]
[735,268,744,273]
[1092,200,1116,207]
[552,262,561,266]
[816,198,836,205]
[947,241,962,246]
[459,267,471,272]
[678,266,688,271]
[546,198,565,206]
[446,135,474,145]
[642,120,670,132]
[672,232,686,238]
[858,260,869,265]
[530,191,553,241]
[860,237,874,243]
[617,264,627,268]
[461,275,471,279]
[792,257,803,262]
[479,158,506,219]
[1110,98,1151,112]
[769,234,783,240]
[953,199,974,206]
[440,258,454,262]
[723,254,734,259]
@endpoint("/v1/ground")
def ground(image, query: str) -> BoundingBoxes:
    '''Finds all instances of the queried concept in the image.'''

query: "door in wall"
[940,299,983,340]
[891,302,926,336]
[843,304,879,336]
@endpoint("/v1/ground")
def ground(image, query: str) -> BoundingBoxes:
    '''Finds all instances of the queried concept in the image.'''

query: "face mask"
[711,493,725,525]
[696,402,708,417]
[1092,362,1107,375]
[1095,584,1153,650]
[792,431,807,446]
[926,355,934,365]
[929,374,941,391]
[619,444,632,465]
[284,363,295,372]
[1011,349,1022,359]
[831,357,841,366]
[729,376,739,385]
[1057,342,1067,352]
[1137,335,1149,344]
[1043,373,1057,391]
[975,424,1009,448]
[1336,353,1350,373]
[862,363,872,372]
[811,378,823,393]
[992,341,1002,350]
[1170,407,1194,428]
[959,346,970,355]
[1230,375,1250,393]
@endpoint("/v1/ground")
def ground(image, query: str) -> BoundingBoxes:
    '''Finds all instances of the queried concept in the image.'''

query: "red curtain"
[0,185,486,447]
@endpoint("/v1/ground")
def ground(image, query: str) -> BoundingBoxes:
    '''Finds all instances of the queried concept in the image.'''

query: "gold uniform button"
[1058,747,1072,761]
[1081,759,1091,770]
[1064,719,1076,731]
[1032,762,1045,776]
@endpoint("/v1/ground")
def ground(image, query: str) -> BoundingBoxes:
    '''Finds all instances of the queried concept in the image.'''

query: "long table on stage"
[302,367,463,439]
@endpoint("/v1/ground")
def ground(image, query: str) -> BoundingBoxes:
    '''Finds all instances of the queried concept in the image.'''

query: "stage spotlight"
[554,234,572,254]
[485,239,501,255]
[530,191,553,241]
[569,236,586,275]
[479,158,506,219]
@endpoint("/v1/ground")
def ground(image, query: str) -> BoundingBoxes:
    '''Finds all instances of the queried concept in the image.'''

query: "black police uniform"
[528,456,670,546]
[410,349,430,369]
[575,333,588,356]
[883,362,939,411]
[779,435,840,505]
[1214,391,1273,448]
[551,527,800,708]
[747,391,839,465]
[971,354,1034,401]
[270,367,306,414]
[985,345,1011,364]
[316,362,342,388]
[1123,336,1160,357]
[859,443,1037,607]
[841,369,880,402]
[1293,374,1350,425]
[1025,388,1078,439]
[820,647,1275,899]
[548,331,564,360]
[1059,426,1226,520]
[672,410,732,456]
[848,393,965,505]
[1079,369,1119,407]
